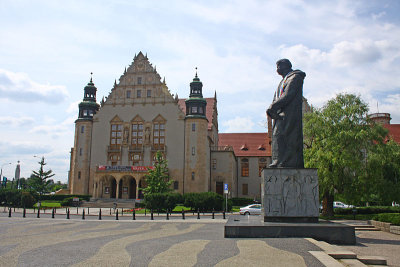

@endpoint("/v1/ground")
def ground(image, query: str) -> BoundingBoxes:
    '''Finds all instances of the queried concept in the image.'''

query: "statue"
[267,59,305,168]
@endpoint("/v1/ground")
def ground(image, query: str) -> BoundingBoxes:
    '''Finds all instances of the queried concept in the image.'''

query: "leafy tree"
[303,94,387,216]
[366,139,400,205]
[142,151,173,194]
[28,157,55,196]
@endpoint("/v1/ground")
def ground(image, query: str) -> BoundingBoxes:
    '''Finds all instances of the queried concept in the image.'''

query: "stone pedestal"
[262,168,319,223]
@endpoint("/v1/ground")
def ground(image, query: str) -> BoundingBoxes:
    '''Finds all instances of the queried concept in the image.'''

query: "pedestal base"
[224,215,356,245]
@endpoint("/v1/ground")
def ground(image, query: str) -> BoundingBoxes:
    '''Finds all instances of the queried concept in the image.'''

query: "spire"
[214,90,217,99]
[114,79,117,86]
[195,67,198,78]
[163,77,166,84]
[90,72,93,83]
[124,67,127,74]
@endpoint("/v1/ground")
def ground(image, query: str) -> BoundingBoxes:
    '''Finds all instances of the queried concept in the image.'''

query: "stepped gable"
[178,98,216,130]
[384,124,400,143]
[104,51,173,104]
[218,133,271,157]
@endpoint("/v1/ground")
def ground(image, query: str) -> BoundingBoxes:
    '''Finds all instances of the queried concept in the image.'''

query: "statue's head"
[276,59,292,77]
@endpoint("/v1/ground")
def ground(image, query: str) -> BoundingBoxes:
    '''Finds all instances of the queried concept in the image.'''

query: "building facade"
[68,52,271,200]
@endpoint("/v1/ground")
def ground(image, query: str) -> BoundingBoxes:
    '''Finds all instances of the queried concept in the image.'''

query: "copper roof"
[178,98,216,130]
[218,133,271,157]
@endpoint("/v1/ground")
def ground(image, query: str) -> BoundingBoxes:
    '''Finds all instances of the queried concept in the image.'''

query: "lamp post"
[1,162,12,188]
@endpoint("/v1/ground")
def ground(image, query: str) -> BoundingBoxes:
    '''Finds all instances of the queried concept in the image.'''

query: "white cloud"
[222,116,255,133]
[0,69,68,103]
[0,116,34,126]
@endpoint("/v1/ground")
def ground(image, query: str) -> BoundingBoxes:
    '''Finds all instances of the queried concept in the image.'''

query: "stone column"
[116,179,120,200]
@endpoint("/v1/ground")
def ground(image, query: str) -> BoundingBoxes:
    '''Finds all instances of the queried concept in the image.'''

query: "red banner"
[98,165,154,172]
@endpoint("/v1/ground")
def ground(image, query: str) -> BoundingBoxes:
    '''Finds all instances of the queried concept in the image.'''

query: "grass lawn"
[34,201,62,208]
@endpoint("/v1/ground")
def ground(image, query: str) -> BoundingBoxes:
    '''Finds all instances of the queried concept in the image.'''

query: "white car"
[239,204,261,215]
[333,201,353,209]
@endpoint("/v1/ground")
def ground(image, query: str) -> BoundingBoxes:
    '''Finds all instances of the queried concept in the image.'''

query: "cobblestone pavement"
[0,213,326,267]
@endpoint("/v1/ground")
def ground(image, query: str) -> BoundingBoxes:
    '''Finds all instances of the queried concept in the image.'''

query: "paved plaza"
[0,210,399,266]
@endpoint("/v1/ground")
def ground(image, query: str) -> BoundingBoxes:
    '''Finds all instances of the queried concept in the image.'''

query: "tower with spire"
[184,69,210,192]
[69,75,100,195]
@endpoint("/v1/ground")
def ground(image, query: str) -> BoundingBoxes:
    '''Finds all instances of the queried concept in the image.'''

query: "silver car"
[239,204,261,215]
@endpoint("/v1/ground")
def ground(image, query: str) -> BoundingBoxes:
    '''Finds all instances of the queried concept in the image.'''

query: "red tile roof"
[218,133,271,157]
[384,124,400,144]
[178,98,216,130]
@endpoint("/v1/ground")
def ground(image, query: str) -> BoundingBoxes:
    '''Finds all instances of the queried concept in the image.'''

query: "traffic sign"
[224,183,228,194]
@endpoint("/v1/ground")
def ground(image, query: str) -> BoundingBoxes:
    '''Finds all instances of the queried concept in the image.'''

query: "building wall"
[210,150,237,197]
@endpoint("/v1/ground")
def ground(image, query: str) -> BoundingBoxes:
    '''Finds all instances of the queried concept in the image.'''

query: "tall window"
[153,121,165,149]
[147,90,151,98]
[212,159,217,170]
[192,147,195,155]
[137,77,142,84]
[192,123,196,132]
[126,90,131,98]
[259,158,267,177]
[173,181,179,190]
[137,90,141,98]
[241,158,249,177]
[131,121,144,148]
[110,124,122,147]
[81,126,84,133]
[191,172,195,180]
[242,184,248,195]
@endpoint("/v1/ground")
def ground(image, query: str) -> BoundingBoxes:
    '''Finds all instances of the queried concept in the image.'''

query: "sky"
[1,0,399,183]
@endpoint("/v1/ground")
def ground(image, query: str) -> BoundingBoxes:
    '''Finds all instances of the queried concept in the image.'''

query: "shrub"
[39,194,91,201]
[373,213,400,226]
[183,192,225,211]
[61,197,77,207]
[335,206,400,215]
[144,193,182,211]
[21,191,36,208]
[230,197,256,207]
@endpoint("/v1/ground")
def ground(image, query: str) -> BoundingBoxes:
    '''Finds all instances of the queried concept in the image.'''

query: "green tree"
[366,139,400,205]
[142,151,173,194]
[28,157,55,196]
[303,94,387,216]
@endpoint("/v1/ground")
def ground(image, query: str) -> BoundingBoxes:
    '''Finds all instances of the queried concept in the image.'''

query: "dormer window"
[240,144,248,151]
[258,144,265,150]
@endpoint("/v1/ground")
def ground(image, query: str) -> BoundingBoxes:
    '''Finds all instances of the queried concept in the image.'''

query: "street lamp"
[1,162,12,188]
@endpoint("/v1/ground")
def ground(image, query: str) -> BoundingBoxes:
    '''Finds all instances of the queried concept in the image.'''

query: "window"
[130,153,142,165]
[199,106,203,114]
[79,148,83,156]
[126,90,131,98]
[191,106,198,114]
[83,110,88,116]
[131,122,144,148]
[147,90,151,98]
[258,158,267,177]
[192,146,195,155]
[110,124,122,147]
[81,126,84,133]
[137,77,142,84]
[137,90,141,98]
[153,122,165,149]
[191,172,195,180]
[192,123,196,132]
[212,159,217,170]
[78,171,81,179]
[242,184,248,195]
[89,110,94,117]
[173,181,179,190]
[241,158,249,177]
[109,154,120,165]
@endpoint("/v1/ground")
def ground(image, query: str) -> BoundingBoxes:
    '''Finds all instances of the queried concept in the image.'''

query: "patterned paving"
[0,217,325,267]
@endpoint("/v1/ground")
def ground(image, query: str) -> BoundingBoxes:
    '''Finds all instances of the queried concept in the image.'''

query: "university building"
[68,52,271,200]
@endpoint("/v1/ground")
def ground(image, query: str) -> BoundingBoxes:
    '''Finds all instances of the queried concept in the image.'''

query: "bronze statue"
[267,59,305,168]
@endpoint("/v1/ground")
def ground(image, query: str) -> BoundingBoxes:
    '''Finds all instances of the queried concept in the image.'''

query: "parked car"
[333,201,353,208]
[239,204,261,215]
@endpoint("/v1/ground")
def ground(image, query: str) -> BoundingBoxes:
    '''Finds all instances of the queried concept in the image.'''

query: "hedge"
[334,206,400,215]
[144,193,182,211]
[39,194,91,201]
[0,189,38,208]
[373,213,400,226]
[230,197,257,207]
[183,192,229,211]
